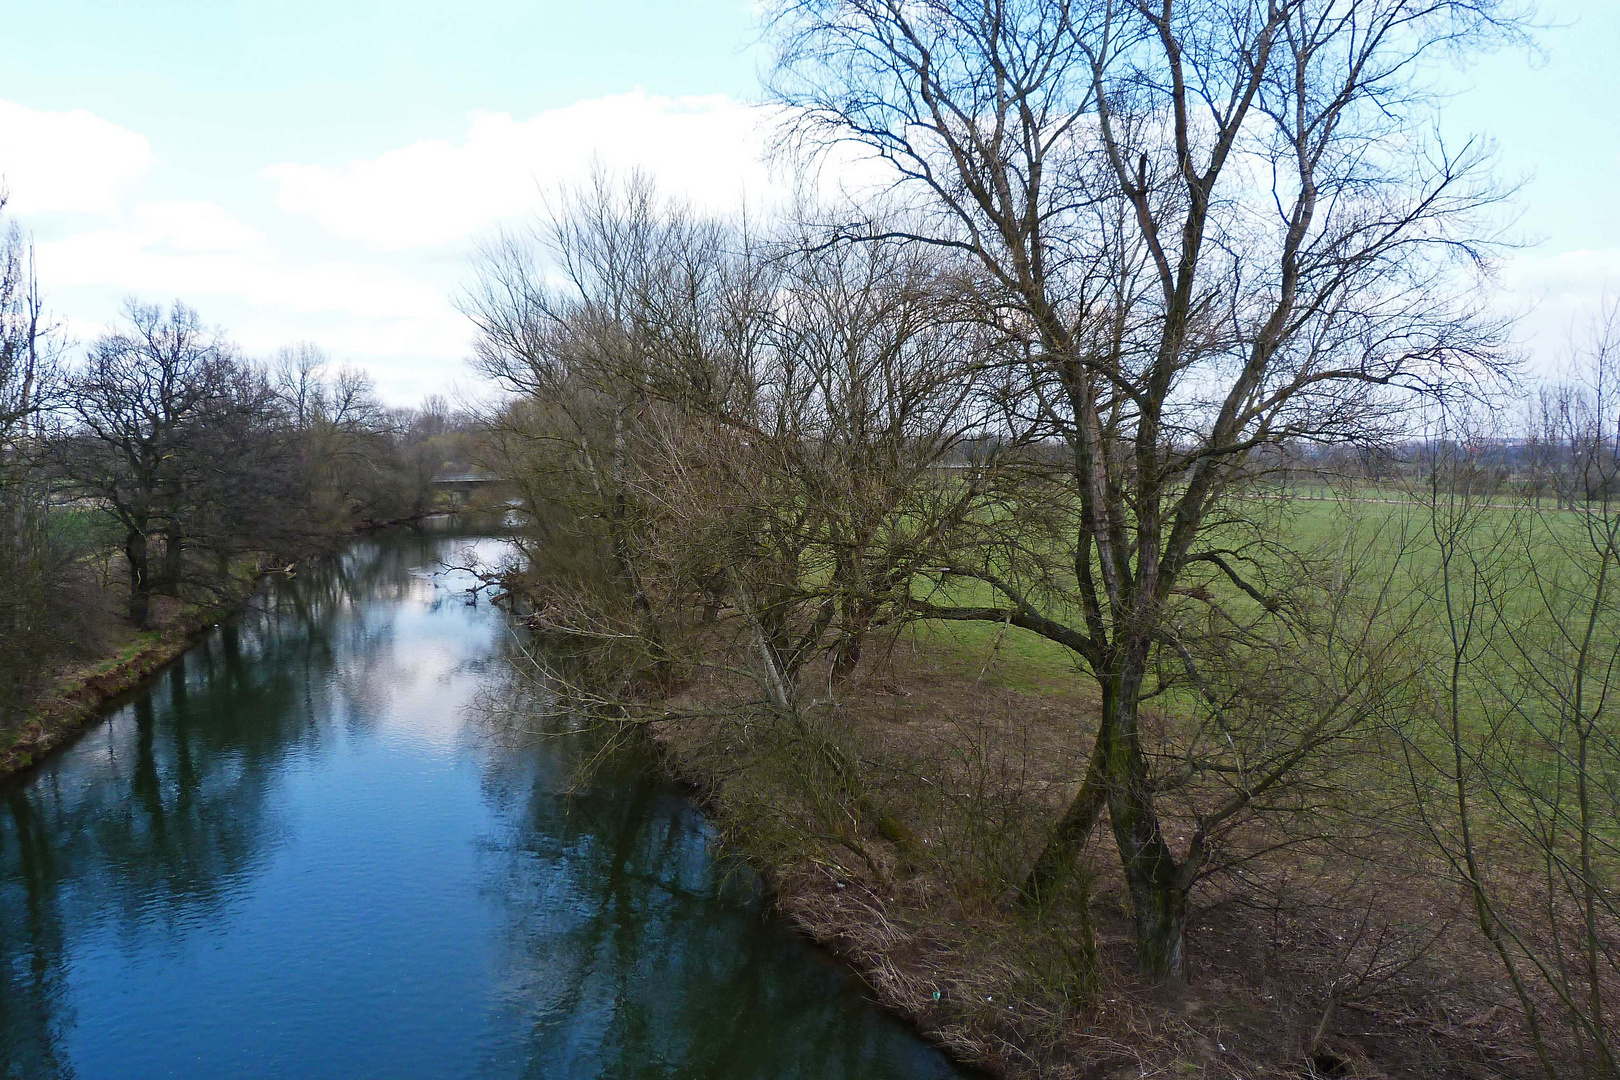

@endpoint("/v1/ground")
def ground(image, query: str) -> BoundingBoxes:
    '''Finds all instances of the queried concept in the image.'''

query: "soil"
[0,577,260,781]
[0,514,435,783]
[645,634,1547,1080]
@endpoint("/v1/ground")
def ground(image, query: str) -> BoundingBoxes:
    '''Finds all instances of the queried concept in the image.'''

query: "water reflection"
[0,522,960,1079]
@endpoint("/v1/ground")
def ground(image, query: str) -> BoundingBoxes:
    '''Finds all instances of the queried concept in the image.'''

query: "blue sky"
[4,0,762,181]
[0,1,1615,401]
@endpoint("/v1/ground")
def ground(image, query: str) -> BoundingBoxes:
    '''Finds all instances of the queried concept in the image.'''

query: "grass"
[80,629,167,676]
[48,505,122,552]
[898,485,1620,756]
[894,493,1415,699]
[901,618,1080,696]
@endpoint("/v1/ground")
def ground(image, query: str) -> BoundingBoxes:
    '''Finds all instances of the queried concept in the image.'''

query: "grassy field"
[898,485,1620,803]
[901,618,1079,695]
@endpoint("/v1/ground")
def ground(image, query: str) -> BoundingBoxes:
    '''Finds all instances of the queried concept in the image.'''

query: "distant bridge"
[431,473,509,506]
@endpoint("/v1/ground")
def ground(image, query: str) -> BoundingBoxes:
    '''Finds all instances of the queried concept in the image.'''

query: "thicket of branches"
[476,0,1530,984]
[1398,306,1620,1079]
[462,3,1620,1074]
[0,195,69,719]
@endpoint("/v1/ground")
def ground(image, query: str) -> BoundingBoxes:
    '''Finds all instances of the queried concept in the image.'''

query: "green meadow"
[904,488,1620,744]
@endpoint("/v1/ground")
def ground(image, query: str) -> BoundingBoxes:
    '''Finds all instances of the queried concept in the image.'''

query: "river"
[0,523,966,1079]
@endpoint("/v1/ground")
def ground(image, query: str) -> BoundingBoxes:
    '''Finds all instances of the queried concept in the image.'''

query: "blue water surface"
[0,526,964,1080]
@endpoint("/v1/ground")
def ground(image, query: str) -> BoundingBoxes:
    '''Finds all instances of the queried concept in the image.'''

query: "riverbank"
[0,569,263,779]
[0,514,444,783]
[640,624,1535,1080]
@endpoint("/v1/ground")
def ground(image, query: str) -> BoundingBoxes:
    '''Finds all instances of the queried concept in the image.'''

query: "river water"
[0,524,964,1079]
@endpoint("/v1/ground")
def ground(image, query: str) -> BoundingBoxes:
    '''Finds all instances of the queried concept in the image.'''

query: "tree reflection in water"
[473,673,958,1079]
[0,521,963,1080]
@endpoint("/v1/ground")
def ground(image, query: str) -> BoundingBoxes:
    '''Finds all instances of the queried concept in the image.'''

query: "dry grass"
[647,623,1557,1079]
[0,559,263,779]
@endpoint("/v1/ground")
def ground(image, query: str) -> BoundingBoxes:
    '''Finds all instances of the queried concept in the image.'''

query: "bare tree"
[0,196,71,719]
[468,180,1017,863]
[1408,309,1620,1079]
[760,222,997,685]
[768,0,1520,977]
[0,218,48,439]
[465,174,692,632]
[271,345,420,529]
[56,301,272,625]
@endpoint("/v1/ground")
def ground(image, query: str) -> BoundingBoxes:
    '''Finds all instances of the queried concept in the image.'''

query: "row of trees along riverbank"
[0,192,481,741]
[468,1,1620,1076]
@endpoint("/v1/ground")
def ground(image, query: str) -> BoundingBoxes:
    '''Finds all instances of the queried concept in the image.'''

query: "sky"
[0,0,1615,404]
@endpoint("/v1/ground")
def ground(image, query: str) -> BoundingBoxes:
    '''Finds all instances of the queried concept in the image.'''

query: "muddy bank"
[638,656,1109,1080]
[643,719,999,1076]
[3,624,200,776]
[0,583,258,780]
[0,517,446,783]
[633,638,1533,1080]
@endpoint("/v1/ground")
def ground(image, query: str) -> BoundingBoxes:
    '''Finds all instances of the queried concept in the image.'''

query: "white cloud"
[265,91,824,251]
[1502,248,1620,305]
[133,200,266,253]
[0,100,153,215]
[3,92,889,403]
[40,226,451,321]
[1499,247,1620,370]
[34,190,469,397]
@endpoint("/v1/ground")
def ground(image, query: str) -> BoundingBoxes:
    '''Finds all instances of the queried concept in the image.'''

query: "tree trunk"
[125,529,151,628]
[161,530,183,593]
[829,595,873,686]
[1103,650,1190,981]
[1023,647,1192,980]
[1020,714,1109,904]
[1117,818,1189,979]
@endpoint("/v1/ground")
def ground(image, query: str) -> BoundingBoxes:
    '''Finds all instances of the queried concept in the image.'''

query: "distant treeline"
[0,194,480,724]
